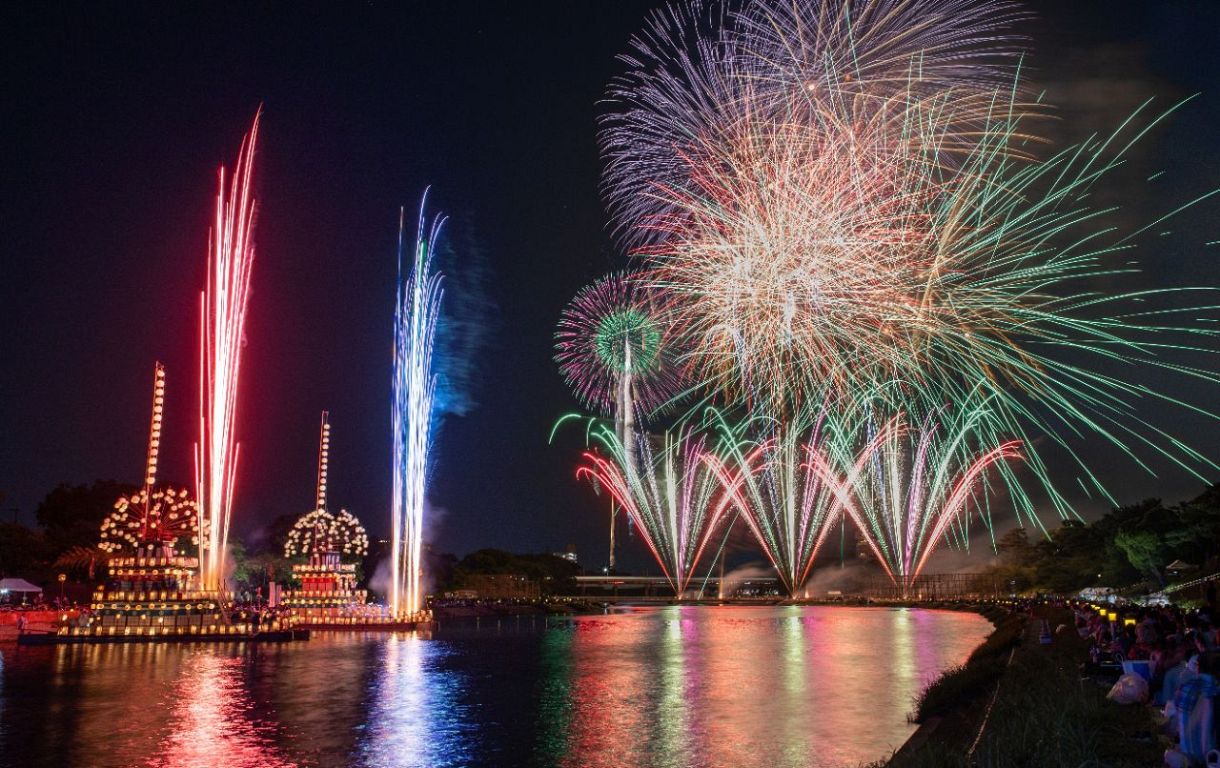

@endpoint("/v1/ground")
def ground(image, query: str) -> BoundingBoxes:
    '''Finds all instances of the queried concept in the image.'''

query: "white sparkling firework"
[391,191,446,618]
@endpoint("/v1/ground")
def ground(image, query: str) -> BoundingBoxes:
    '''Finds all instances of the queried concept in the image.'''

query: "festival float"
[22,362,302,644]
[282,412,428,630]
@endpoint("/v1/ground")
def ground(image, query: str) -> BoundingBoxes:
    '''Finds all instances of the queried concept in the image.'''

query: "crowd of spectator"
[1075,599,1219,766]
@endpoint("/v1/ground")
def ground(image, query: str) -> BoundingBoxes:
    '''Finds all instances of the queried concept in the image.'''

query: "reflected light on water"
[545,605,988,768]
[357,632,472,768]
[150,651,295,768]
[535,626,575,764]
[560,612,654,767]
[656,611,694,766]
[1,606,988,768]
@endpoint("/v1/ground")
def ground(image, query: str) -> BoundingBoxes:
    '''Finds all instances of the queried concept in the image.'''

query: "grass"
[876,604,1163,768]
[912,608,1025,722]
[910,657,1009,724]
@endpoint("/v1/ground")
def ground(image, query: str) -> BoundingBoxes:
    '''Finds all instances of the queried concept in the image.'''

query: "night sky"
[3,1,1218,573]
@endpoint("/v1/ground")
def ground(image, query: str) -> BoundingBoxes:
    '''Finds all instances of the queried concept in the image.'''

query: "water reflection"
[537,606,988,768]
[535,627,574,764]
[150,651,295,768]
[0,607,988,768]
[654,610,693,766]
[357,633,472,768]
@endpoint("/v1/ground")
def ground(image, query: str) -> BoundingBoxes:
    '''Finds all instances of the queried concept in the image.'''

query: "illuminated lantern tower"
[81,363,260,640]
[282,412,377,626]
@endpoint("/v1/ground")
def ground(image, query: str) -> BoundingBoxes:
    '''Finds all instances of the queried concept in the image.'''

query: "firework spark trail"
[555,271,680,422]
[556,272,684,566]
[845,402,1022,590]
[643,114,949,413]
[735,0,1030,122]
[391,192,445,618]
[195,110,260,592]
[704,406,890,595]
[574,420,736,596]
[701,399,1022,593]
[576,0,1220,585]
[617,0,1220,507]
[600,0,1032,247]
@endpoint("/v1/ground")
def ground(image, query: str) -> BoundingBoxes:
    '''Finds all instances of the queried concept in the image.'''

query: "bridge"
[560,573,1004,602]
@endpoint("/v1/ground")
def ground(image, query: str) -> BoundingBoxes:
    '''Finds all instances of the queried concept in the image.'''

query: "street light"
[58,573,67,603]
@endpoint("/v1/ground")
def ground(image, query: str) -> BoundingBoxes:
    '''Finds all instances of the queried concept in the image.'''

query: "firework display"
[556,271,685,569]
[844,403,1023,592]
[555,271,680,420]
[702,410,856,594]
[390,192,445,619]
[196,110,261,592]
[599,0,1031,246]
[553,0,1219,594]
[575,419,736,595]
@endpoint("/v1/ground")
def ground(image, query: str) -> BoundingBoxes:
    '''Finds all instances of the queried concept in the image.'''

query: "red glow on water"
[149,652,296,768]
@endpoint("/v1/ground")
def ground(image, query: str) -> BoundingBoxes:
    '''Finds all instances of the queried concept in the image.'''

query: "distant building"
[552,546,578,564]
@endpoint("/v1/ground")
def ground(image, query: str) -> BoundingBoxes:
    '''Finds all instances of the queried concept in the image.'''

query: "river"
[0,605,990,768]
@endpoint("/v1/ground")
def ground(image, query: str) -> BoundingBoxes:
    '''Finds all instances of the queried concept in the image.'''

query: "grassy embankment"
[875,603,1161,768]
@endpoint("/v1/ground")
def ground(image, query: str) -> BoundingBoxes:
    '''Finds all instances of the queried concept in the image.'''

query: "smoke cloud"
[718,563,774,598]
[432,222,496,422]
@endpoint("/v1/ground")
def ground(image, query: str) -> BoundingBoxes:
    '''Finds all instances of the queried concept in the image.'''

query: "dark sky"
[3,1,1218,574]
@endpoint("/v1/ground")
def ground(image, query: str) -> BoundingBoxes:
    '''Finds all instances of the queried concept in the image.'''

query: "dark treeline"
[984,483,1220,595]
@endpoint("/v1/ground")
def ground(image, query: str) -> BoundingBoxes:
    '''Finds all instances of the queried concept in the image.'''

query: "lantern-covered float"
[281,412,430,630]
[25,362,304,644]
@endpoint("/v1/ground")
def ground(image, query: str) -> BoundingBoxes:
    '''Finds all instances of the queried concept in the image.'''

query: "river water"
[0,605,989,768]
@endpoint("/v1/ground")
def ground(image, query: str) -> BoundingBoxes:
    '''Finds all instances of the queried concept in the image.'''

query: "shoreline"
[431,595,1007,618]
[879,600,1164,767]
[887,601,1013,763]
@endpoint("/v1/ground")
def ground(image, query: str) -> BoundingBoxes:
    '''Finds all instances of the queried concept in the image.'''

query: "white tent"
[0,578,43,594]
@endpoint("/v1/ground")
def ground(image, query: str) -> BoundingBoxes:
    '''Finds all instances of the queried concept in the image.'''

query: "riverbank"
[879,601,1162,767]
[431,598,606,619]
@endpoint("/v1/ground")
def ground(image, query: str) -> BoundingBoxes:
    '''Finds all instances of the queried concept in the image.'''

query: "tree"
[987,526,1038,592]
[1114,529,1167,587]
[52,545,111,581]
[1164,483,1220,569]
[996,527,1036,566]
[452,549,581,595]
[228,536,292,593]
[35,480,137,556]
[245,512,298,556]
[0,521,51,580]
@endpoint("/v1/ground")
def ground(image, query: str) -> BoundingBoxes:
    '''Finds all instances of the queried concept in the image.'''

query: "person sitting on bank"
[1163,653,1218,768]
